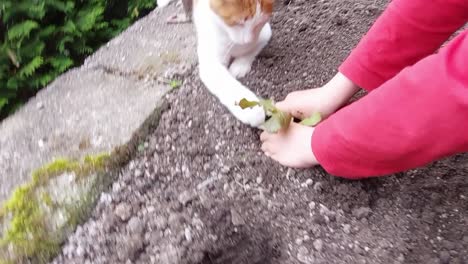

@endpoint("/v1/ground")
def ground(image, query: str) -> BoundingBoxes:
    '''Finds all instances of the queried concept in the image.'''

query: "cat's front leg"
[229,23,272,78]
[198,52,265,127]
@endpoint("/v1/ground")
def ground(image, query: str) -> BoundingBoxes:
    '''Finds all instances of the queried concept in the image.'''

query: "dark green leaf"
[238,98,259,109]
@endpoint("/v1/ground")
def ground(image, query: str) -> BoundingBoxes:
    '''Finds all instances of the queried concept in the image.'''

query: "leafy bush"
[0,0,156,118]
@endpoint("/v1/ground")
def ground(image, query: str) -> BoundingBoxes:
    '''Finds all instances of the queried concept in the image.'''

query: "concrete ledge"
[0,4,197,263]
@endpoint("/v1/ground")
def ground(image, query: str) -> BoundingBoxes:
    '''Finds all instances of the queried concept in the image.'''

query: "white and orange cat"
[158,0,274,127]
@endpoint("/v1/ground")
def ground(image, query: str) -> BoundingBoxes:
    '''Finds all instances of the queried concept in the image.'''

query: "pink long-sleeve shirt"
[312,0,468,178]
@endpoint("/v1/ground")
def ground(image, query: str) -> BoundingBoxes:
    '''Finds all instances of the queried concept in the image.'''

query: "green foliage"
[0,0,156,118]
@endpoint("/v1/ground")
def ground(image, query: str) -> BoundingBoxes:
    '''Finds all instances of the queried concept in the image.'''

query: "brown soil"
[52,0,468,264]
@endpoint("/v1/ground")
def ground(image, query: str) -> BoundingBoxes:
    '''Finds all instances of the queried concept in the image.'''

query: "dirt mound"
[52,0,468,263]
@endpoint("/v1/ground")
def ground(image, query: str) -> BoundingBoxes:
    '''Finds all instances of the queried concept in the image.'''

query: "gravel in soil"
[52,0,468,263]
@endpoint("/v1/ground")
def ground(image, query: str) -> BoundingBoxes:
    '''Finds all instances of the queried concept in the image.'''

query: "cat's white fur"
[193,1,271,127]
[159,0,272,126]
[157,0,174,7]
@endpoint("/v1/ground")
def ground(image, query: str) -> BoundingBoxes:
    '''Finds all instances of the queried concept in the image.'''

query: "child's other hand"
[276,72,360,119]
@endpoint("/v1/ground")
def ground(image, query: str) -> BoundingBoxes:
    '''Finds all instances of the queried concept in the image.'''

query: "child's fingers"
[260,131,270,142]
[275,101,290,112]
[276,101,305,119]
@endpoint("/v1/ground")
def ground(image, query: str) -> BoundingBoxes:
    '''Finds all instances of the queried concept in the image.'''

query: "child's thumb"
[275,101,290,112]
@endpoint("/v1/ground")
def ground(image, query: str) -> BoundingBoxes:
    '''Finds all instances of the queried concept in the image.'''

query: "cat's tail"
[157,0,175,8]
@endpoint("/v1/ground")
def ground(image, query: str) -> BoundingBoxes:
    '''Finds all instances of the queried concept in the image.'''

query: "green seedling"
[169,79,182,89]
[238,98,322,133]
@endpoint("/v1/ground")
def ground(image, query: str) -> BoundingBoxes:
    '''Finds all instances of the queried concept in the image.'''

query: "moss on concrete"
[0,153,110,264]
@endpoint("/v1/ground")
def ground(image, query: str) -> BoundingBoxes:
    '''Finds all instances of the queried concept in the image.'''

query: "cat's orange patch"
[210,0,274,26]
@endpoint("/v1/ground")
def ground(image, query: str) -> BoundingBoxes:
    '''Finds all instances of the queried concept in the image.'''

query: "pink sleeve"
[313,30,468,178]
[339,0,468,91]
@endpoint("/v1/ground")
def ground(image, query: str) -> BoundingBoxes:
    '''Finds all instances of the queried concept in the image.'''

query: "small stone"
[184,227,193,242]
[134,169,143,178]
[230,208,246,226]
[99,193,112,205]
[115,203,132,222]
[439,251,451,264]
[442,240,456,250]
[313,239,324,252]
[178,190,195,206]
[295,238,303,245]
[256,177,263,184]
[75,245,85,257]
[352,207,372,220]
[463,236,468,243]
[127,217,145,234]
[308,202,316,210]
[313,182,324,192]
[305,179,313,186]
[343,224,351,234]
[154,215,168,230]
[397,254,405,263]
[38,139,45,148]
[364,246,370,252]
[36,101,44,109]
[354,246,363,255]
[312,214,327,225]
[297,246,314,264]
[117,235,144,261]
[220,166,230,174]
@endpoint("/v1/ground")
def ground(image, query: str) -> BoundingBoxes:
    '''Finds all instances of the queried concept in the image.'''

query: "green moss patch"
[0,153,110,264]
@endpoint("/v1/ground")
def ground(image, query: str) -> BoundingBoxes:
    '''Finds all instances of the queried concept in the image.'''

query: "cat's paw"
[235,105,265,127]
[229,58,253,78]
[231,103,265,127]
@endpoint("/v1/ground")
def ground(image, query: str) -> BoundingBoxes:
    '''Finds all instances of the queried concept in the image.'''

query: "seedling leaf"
[299,112,322,127]
[238,98,259,109]
[259,109,292,133]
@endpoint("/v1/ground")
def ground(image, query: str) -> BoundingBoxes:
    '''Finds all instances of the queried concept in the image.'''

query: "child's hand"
[276,72,360,119]
[276,87,337,119]
[260,73,359,168]
[260,122,319,168]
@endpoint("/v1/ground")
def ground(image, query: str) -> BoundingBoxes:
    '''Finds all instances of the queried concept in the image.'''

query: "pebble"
[301,179,314,188]
[397,254,405,263]
[442,240,456,250]
[154,215,168,230]
[352,207,372,220]
[184,227,193,242]
[230,208,246,226]
[36,101,44,109]
[75,244,85,257]
[256,176,263,184]
[115,203,132,222]
[295,238,303,245]
[343,224,351,234]
[127,217,145,234]
[353,245,363,255]
[439,251,451,264]
[297,246,314,264]
[134,169,143,178]
[313,182,324,192]
[313,239,324,252]
[308,201,316,210]
[117,235,144,261]
[99,193,112,205]
[178,190,195,206]
[463,236,468,243]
